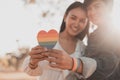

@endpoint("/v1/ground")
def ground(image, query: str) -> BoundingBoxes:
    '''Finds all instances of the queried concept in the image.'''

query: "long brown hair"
[59,1,89,41]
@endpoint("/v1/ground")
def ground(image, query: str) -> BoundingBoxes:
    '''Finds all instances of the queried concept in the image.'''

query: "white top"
[22,40,96,80]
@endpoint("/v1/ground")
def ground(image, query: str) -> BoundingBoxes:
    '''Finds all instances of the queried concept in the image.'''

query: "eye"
[94,2,104,10]
[94,5,101,9]
[71,16,76,20]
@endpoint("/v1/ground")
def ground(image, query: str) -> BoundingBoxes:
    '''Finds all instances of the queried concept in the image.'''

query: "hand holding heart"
[29,29,72,70]
[29,29,59,66]
[29,45,73,70]
[29,45,48,66]
[42,49,73,70]
[36,29,73,70]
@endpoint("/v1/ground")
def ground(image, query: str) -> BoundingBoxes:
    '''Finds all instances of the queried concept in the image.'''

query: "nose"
[74,19,80,27]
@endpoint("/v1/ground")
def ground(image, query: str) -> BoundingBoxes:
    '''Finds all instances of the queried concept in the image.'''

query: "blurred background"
[0,0,120,80]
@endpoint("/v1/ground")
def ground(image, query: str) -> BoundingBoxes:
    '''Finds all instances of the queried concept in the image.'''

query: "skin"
[87,0,111,27]
[64,7,88,37]
[59,7,87,55]
[29,7,87,72]
[29,45,48,67]
[44,7,87,71]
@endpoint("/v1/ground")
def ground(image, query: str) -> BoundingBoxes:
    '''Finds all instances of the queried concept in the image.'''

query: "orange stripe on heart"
[37,29,58,49]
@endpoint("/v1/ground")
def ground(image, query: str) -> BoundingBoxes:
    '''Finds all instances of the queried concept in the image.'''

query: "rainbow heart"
[37,29,59,49]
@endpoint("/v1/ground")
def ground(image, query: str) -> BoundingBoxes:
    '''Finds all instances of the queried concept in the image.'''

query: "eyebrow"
[71,14,87,20]
[93,2,103,6]
[71,14,77,17]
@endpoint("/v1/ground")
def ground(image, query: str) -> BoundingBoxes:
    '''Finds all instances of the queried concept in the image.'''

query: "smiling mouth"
[73,27,78,31]
[72,26,79,32]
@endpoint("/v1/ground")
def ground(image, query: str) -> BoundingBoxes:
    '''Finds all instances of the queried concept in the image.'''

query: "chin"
[71,33,78,37]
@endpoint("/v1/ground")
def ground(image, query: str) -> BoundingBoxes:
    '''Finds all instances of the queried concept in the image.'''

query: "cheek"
[65,18,73,27]
[87,12,93,20]
[65,21,70,29]
[65,21,72,31]
[80,22,87,30]
[81,25,86,31]
[97,8,107,17]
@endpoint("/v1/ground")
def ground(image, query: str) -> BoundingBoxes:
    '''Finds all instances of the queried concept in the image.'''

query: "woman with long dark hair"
[23,1,96,80]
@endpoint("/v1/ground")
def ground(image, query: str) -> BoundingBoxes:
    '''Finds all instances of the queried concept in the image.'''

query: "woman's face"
[64,7,88,36]
[87,0,109,26]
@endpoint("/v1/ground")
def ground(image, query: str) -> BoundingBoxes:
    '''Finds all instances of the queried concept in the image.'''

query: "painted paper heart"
[37,29,59,49]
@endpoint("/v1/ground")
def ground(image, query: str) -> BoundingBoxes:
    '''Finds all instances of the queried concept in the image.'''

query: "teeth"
[72,26,78,31]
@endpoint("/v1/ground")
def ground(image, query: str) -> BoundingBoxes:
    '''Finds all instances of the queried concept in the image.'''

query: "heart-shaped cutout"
[37,29,59,49]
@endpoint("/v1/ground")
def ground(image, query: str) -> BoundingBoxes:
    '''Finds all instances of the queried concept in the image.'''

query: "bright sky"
[0,0,120,56]
[0,0,74,56]
[0,0,38,56]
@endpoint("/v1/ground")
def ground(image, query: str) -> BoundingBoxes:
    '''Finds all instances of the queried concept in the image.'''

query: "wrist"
[71,58,77,72]
[69,57,81,72]
[68,57,74,70]
[29,58,38,69]
[76,58,83,73]
[29,62,38,69]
